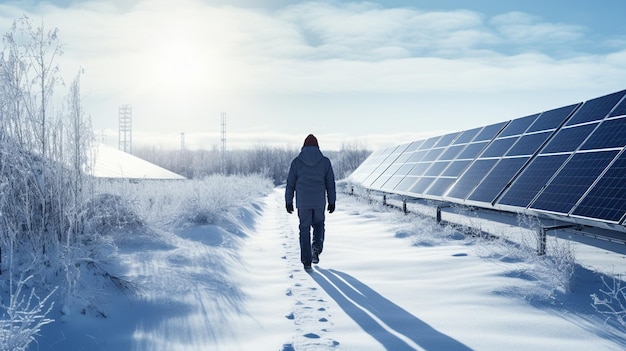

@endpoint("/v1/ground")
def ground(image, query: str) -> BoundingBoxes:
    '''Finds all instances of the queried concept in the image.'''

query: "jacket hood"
[298,146,324,166]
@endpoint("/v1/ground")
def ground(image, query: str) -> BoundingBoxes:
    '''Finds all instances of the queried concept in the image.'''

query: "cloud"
[1,0,624,150]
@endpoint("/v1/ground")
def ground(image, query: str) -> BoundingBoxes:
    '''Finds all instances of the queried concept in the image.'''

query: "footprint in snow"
[281,343,295,351]
[303,333,320,339]
[285,312,295,320]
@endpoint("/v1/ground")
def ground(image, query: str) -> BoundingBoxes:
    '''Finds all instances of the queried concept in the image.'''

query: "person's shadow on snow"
[310,267,473,351]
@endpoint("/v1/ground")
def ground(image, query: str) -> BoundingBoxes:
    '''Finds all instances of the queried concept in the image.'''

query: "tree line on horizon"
[134,142,371,184]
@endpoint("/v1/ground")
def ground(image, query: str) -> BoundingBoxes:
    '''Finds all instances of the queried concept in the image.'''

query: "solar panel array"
[350,89,626,231]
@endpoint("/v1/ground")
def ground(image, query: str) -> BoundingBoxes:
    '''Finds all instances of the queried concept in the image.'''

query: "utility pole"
[221,112,227,174]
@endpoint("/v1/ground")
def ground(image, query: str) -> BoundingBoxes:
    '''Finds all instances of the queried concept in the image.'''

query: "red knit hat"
[303,134,318,147]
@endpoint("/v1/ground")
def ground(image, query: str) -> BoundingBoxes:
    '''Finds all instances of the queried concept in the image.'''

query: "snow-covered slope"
[88,143,185,180]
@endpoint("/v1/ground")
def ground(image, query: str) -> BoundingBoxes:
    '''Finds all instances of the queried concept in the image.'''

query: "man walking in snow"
[285,134,336,270]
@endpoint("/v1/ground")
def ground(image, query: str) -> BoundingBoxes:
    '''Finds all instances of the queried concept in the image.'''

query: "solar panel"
[541,124,597,154]
[438,144,465,160]
[442,160,472,177]
[467,157,530,204]
[408,177,436,194]
[434,132,461,148]
[572,151,626,223]
[565,90,626,126]
[497,154,570,208]
[474,122,508,141]
[380,175,405,191]
[499,114,539,137]
[445,159,498,200]
[481,137,518,158]
[408,162,432,176]
[526,103,579,133]
[394,176,418,192]
[426,178,456,196]
[424,161,450,177]
[419,136,442,150]
[407,150,428,162]
[458,141,489,159]
[505,131,551,156]
[361,144,410,187]
[529,150,619,214]
[580,117,626,151]
[453,127,482,144]
[422,148,445,162]
[350,89,626,233]
[609,96,626,117]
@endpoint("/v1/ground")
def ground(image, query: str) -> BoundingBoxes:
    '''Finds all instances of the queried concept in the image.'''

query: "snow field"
[34,184,626,350]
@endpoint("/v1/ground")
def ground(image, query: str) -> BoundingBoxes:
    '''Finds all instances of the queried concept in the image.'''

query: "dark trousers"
[297,208,325,264]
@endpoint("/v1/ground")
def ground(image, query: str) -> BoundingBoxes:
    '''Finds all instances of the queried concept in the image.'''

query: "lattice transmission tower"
[118,104,132,153]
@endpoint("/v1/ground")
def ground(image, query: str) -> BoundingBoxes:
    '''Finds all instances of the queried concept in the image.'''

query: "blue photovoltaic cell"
[458,142,488,159]
[363,152,401,186]
[408,177,436,195]
[573,152,626,222]
[580,117,626,151]
[426,178,456,196]
[442,160,471,177]
[394,176,418,192]
[480,137,518,158]
[453,127,482,144]
[499,114,539,137]
[446,159,498,200]
[434,132,460,147]
[609,95,626,117]
[467,157,529,203]
[541,124,597,154]
[421,148,445,161]
[530,150,619,214]
[419,136,441,150]
[474,122,508,141]
[424,161,450,177]
[393,151,413,164]
[395,163,416,176]
[409,163,431,176]
[370,163,402,189]
[380,176,404,191]
[407,150,427,162]
[405,140,425,152]
[565,90,626,126]
[506,131,551,156]
[497,154,569,208]
[438,144,465,160]
[527,103,579,132]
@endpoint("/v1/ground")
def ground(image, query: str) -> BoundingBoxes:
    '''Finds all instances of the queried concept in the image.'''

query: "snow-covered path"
[229,188,626,351]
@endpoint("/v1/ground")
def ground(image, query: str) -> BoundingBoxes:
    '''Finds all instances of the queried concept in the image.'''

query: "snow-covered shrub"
[96,174,273,230]
[591,275,626,327]
[0,275,56,351]
[83,193,143,232]
[478,214,577,301]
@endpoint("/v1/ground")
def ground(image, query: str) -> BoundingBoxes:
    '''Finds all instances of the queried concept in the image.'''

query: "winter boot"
[312,247,321,264]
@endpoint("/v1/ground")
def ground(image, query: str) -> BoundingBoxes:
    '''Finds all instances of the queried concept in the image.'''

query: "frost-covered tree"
[3,16,63,158]
[0,16,97,347]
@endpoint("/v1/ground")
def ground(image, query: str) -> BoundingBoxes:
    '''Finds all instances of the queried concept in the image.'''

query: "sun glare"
[153,38,206,91]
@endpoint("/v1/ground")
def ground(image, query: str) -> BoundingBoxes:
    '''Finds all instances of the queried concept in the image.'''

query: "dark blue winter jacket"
[285,146,336,209]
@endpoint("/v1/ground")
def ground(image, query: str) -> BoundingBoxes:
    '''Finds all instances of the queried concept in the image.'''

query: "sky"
[1,0,625,150]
